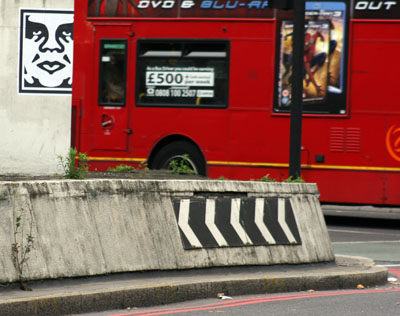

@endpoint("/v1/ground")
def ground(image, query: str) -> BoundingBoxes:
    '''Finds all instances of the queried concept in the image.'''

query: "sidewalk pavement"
[0,255,388,316]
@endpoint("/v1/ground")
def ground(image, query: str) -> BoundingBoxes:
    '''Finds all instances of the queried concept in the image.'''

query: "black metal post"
[289,0,305,180]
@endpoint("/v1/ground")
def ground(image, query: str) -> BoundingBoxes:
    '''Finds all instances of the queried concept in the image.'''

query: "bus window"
[136,40,229,108]
[98,40,127,106]
[274,1,348,115]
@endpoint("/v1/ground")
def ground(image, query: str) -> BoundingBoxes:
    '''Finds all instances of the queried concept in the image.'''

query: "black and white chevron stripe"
[173,197,301,249]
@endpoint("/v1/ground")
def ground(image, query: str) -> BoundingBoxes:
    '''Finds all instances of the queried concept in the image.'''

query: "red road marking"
[388,268,400,279]
[109,288,400,316]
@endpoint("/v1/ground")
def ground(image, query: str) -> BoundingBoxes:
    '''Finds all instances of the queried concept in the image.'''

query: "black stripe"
[264,198,290,244]
[173,200,192,249]
[214,199,244,246]
[188,199,219,248]
[284,199,302,244]
[239,199,269,245]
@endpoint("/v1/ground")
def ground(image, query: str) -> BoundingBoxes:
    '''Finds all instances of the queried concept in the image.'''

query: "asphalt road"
[75,287,400,316]
[73,215,400,316]
[326,216,400,267]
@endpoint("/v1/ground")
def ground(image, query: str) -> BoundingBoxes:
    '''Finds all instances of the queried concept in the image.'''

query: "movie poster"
[278,20,294,107]
[278,20,330,106]
[306,1,346,93]
[303,20,330,102]
[276,1,347,109]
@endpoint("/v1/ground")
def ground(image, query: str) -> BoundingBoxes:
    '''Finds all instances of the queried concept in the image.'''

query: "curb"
[0,256,388,316]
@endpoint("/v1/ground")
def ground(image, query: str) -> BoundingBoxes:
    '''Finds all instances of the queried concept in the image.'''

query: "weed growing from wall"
[107,162,149,174]
[11,206,36,291]
[58,148,89,179]
[258,174,277,182]
[283,176,306,183]
[107,164,135,172]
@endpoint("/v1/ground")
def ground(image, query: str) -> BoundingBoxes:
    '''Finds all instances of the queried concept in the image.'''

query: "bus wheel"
[151,141,206,176]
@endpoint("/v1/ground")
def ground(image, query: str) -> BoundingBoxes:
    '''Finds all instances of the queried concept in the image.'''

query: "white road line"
[178,199,202,248]
[278,198,297,244]
[332,240,400,245]
[230,198,253,245]
[255,198,276,244]
[205,199,228,247]
[328,228,400,237]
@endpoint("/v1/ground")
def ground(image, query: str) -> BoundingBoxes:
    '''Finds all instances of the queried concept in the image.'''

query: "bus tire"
[151,141,206,176]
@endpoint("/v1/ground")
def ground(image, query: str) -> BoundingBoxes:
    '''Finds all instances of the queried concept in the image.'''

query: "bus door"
[90,25,132,152]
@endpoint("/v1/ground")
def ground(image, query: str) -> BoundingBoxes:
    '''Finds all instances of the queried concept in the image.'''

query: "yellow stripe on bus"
[208,160,400,172]
[208,161,289,168]
[86,157,400,172]
[87,156,146,163]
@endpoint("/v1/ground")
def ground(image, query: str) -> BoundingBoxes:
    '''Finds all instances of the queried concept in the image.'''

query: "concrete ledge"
[0,256,388,316]
[0,179,334,282]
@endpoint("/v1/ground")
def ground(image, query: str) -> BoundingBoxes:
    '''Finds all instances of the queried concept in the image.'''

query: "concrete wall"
[0,0,73,175]
[0,179,335,283]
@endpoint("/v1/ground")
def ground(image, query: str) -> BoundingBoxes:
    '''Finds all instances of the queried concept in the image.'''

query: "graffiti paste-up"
[19,9,74,94]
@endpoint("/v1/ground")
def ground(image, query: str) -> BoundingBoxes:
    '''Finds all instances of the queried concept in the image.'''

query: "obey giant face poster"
[19,9,74,94]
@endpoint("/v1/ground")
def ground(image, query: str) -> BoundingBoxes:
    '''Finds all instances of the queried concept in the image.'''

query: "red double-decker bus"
[72,0,400,206]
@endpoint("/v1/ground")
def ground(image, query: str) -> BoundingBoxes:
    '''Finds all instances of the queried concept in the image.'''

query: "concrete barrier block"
[0,179,335,283]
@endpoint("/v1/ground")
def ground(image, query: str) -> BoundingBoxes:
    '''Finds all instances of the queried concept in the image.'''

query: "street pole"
[289,0,305,180]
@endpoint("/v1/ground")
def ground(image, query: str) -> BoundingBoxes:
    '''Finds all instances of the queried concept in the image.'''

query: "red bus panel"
[72,0,400,206]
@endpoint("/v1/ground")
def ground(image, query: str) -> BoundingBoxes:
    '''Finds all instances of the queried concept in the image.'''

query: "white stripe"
[205,199,228,247]
[255,198,276,244]
[329,228,400,238]
[278,198,297,244]
[332,240,400,245]
[178,199,202,248]
[230,198,253,245]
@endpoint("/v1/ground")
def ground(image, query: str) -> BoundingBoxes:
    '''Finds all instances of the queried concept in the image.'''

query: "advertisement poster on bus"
[278,20,330,107]
[136,40,228,107]
[144,66,215,101]
[276,1,346,109]
[87,0,274,18]
[306,1,346,94]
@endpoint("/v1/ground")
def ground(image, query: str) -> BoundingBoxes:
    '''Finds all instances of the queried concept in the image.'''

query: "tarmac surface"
[0,255,388,316]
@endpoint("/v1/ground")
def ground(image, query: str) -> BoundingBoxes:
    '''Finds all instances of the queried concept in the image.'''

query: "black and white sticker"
[173,197,301,249]
[19,9,74,94]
